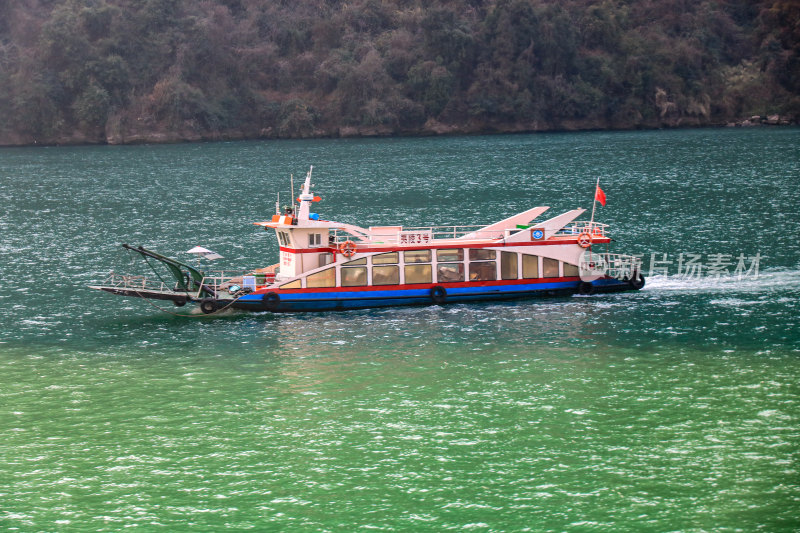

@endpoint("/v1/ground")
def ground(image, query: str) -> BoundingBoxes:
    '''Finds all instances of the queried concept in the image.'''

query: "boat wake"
[643,267,800,295]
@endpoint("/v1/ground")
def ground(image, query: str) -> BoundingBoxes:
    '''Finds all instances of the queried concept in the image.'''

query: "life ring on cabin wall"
[577,232,593,248]
[339,240,357,258]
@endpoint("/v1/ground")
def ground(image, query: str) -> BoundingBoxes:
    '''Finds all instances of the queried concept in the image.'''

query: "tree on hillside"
[0,0,795,145]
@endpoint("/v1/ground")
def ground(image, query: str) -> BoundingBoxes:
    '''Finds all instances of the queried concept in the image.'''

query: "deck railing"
[330,222,611,244]
[560,221,608,236]
[101,272,182,293]
[200,264,280,295]
[331,225,521,244]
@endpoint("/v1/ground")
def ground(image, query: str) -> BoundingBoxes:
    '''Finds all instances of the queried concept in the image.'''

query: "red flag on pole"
[595,185,606,206]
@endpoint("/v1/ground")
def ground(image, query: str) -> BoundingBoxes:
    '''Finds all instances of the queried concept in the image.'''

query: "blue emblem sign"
[531,229,544,240]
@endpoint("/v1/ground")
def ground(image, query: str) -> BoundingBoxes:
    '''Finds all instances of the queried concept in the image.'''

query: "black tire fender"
[173,297,187,307]
[629,273,645,290]
[199,298,217,314]
[262,291,280,310]
[430,285,447,305]
[578,281,595,295]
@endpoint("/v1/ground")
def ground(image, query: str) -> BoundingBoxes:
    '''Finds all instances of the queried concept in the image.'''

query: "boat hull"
[227,276,642,313]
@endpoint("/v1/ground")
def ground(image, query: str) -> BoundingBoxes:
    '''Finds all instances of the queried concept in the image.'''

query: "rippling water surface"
[1,129,798,531]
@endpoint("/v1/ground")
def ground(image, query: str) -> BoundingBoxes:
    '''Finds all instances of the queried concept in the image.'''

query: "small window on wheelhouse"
[309,233,322,246]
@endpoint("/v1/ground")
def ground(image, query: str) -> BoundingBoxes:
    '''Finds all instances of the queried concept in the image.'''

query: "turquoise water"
[1,129,799,531]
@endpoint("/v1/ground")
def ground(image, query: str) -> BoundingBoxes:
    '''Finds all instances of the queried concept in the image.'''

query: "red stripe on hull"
[255,276,583,295]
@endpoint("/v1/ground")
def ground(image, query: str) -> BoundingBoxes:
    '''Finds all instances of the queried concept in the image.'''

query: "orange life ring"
[577,232,593,248]
[339,240,357,257]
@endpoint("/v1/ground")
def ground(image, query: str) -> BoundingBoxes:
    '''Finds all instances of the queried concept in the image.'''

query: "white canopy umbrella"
[186,246,223,260]
[186,246,213,254]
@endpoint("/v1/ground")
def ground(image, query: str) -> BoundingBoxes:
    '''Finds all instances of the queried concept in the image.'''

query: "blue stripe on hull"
[233,278,634,312]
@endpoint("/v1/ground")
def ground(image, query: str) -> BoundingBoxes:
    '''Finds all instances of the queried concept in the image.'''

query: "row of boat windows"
[281,249,580,289]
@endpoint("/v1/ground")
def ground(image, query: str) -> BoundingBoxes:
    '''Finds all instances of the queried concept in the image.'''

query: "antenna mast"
[290,174,295,214]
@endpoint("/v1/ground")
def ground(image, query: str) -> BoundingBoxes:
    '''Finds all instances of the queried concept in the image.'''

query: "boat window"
[373,252,399,265]
[306,267,336,288]
[343,257,367,266]
[404,264,432,284]
[501,251,518,280]
[469,261,497,281]
[309,233,322,246]
[436,249,463,262]
[469,248,496,261]
[437,263,464,282]
[372,265,399,285]
[341,267,367,287]
[563,262,580,277]
[404,250,431,263]
[277,231,290,246]
[543,257,560,278]
[522,254,539,278]
[280,280,301,289]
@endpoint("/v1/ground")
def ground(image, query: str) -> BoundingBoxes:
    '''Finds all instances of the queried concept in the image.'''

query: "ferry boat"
[90,168,644,314]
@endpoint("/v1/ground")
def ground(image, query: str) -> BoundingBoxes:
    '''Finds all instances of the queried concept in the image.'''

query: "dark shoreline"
[1,115,796,149]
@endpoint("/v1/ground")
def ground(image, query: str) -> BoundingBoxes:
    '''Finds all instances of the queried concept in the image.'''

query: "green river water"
[1,128,798,531]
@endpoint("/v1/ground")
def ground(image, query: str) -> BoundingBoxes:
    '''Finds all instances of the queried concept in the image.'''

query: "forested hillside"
[0,0,797,145]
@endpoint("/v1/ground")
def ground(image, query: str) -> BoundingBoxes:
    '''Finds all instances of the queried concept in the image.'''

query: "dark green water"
[1,129,798,531]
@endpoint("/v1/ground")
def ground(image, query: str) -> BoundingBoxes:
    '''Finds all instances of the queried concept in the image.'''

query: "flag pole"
[589,176,600,229]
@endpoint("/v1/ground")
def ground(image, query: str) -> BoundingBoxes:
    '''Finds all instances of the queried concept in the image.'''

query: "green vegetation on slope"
[0,0,797,145]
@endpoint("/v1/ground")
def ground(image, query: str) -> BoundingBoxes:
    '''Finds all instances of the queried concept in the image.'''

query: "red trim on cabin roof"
[279,246,335,254]
[278,238,611,254]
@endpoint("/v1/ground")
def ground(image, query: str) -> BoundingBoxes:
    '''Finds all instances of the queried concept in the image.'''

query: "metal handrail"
[561,221,608,236]
[102,272,184,293]
[331,225,517,244]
